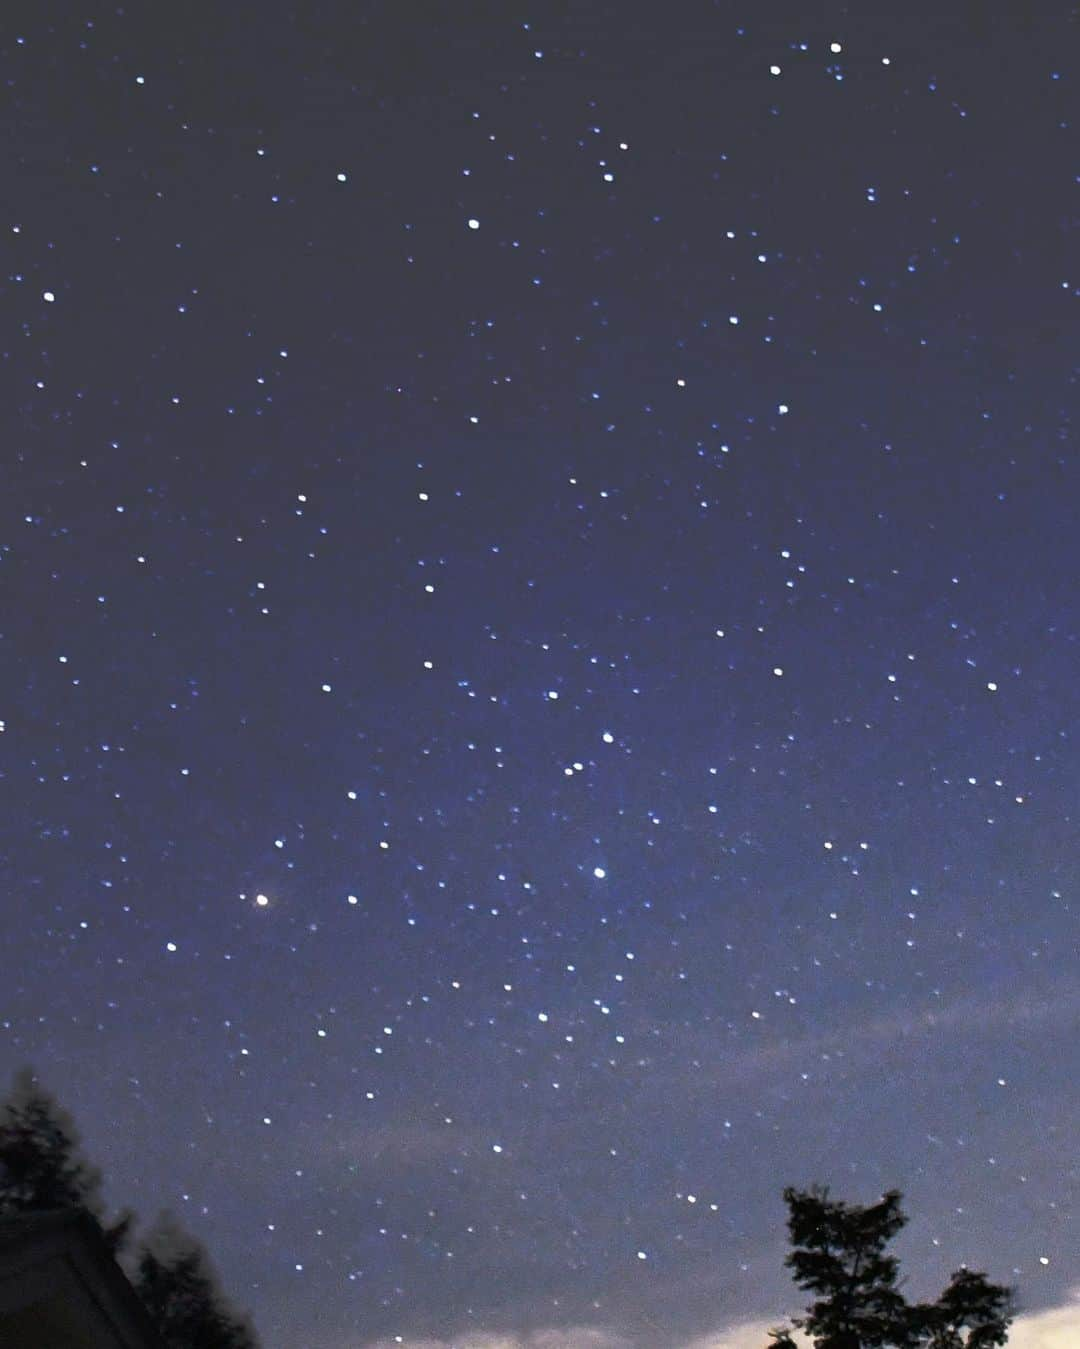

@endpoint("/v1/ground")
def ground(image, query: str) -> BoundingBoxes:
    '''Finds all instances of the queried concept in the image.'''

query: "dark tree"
[909,1269,1014,1349]
[772,1185,914,1349]
[770,1186,1014,1349]
[0,1066,132,1252]
[134,1212,259,1349]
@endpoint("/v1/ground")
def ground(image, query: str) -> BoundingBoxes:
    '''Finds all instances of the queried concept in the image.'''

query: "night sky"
[3,5,1079,1347]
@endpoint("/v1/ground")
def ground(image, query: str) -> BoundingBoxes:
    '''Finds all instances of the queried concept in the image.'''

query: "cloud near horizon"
[357,1287,1080,1349]
[360,1331,630,1349]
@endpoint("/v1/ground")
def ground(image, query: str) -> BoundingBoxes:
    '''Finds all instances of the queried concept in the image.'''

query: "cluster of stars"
[2,7,1076,1349]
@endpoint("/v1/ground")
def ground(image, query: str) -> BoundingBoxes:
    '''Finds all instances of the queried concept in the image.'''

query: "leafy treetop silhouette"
[769,1185,1013,1349]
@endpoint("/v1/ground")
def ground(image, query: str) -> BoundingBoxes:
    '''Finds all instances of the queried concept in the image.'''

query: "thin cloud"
[662,978,1080,1096]
[355,1291,1080,1349]
[685,1291,1080,1349]
[360,1331,631,1349]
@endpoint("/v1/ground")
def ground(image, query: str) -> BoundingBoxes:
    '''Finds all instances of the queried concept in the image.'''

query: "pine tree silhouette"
[134,1212,259,1349]
[0,1065,132,1252]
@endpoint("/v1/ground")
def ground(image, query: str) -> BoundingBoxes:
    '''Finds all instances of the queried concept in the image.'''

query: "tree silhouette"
[134,1212,259,1349]
[769,1185,1013,1348]
[0,1065,132,1252]
[909,1268,1014,1349]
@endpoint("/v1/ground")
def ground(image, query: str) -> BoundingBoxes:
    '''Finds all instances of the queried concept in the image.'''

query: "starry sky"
[2,4,1079,1347]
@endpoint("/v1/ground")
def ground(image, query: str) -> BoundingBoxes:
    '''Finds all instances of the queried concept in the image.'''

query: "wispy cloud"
[658,977,1080,1096]
[681,1290,1080,1349]
[354,1289,1080,1349]
[334,1118,480,1167]
[317,980,1080,1179]
[359,1330,631,1349]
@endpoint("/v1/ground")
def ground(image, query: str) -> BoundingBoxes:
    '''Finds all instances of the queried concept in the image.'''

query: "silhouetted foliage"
[0,1067,259,1342]
[0,1065,132,1252]
[908,1268,1014,1349]
[770,1185,1014,1348]
[134,1212,259,1349]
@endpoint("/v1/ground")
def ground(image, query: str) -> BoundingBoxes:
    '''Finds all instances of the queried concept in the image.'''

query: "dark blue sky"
[2,5,1078,1347]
